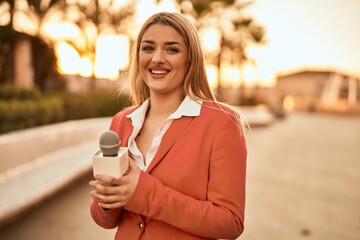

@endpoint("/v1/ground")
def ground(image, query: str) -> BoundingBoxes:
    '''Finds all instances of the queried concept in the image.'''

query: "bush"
[93,93,132,117]
[0,84,41,100]
[0,97,65,133]
[63,94,97,120]
[0,85,132,134]
[62,92,132,120]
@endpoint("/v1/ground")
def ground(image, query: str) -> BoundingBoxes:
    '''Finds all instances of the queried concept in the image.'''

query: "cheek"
[177,60,189,76]
[139,54,149,76]
[139,53,148,67]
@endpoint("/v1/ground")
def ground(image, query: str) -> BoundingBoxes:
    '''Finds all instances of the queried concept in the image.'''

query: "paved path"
[0,118,110,226]
[241,112,360,240]
[0,112,359,240]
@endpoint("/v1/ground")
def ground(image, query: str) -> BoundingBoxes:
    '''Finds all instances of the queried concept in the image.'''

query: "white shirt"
[126,96,202,171]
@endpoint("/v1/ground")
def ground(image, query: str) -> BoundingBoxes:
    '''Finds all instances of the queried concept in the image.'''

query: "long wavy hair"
[128,12,217,105]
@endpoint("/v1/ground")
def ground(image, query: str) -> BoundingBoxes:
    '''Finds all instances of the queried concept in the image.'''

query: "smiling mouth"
[149,69,170,75]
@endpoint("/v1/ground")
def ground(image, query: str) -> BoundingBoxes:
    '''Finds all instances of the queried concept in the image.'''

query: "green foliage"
[0,97,65,133]
[92,93,132,117]
[0,84,42,100]
[61,93,132,120]
[0,85,132,134]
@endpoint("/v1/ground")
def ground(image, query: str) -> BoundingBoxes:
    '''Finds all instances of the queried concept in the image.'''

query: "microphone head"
[99,130,120,156]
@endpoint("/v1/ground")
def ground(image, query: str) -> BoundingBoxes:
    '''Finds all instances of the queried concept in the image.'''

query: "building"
[273,69,360,114]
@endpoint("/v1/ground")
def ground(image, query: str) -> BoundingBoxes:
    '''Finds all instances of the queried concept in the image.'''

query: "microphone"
[99,130,120,157]
[92,130,129,178]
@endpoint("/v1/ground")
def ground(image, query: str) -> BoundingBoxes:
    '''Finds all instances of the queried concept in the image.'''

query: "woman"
[89,12,247,240]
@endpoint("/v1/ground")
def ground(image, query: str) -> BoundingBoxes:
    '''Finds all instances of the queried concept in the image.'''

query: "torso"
[135,112,169,162]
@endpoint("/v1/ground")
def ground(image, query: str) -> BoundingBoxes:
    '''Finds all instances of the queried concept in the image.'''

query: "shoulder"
[201,101,240,120]
[110,105,138,129]
[200,101,245,135]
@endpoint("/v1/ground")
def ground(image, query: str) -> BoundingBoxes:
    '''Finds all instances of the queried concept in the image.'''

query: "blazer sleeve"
[124,111,247,239]
[90,198,123,229]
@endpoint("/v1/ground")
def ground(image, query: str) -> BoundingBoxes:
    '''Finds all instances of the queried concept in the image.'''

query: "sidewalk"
[0,118,111,228]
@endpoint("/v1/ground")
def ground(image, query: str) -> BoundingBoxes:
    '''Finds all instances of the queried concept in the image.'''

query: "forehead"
[141,24,185,44]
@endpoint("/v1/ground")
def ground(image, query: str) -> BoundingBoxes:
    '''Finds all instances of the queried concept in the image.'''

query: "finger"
[90,190,100,199]
[89,180,105,191]
[95,174,121,185]
[93,192,128,209]
[102,192,127,203]
[95,184,124,196]
[89,180,96,187]
[90,189,116,202]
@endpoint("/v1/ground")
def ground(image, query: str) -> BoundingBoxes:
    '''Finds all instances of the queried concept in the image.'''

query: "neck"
[148,93,184,118]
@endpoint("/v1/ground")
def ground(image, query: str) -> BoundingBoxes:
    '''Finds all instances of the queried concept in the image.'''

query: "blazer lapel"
[117,118,133,147]
[121,126,133,147]
[146,116,193,173]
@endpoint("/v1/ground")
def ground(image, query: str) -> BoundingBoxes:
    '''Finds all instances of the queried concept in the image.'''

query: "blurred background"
[0,0,359,239]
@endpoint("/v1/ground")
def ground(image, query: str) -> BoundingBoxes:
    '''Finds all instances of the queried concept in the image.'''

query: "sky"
[3,0,358,85]
[244,0,360,82]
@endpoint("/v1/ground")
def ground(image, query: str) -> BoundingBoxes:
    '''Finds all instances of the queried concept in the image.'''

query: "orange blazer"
[90,101,247,240]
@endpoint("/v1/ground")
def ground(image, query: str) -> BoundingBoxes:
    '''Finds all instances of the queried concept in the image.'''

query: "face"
[139,24,189,97]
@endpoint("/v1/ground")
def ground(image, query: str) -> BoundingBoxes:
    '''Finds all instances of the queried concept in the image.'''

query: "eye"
[141,45,154,52]
[167,47,179,54]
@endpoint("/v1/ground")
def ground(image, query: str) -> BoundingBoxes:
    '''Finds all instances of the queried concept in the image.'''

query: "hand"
[89,159,140,209]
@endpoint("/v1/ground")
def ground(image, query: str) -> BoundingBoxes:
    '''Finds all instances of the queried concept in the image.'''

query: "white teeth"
[151,70,167,74]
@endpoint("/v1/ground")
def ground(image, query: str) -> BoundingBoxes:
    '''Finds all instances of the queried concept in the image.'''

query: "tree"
[178,0,265,100]
[0,0,64,89]
[0,0,136,91]
[37,0,136,90]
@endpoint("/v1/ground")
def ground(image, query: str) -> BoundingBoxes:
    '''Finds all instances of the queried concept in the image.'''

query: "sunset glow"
[41,22,83,42]
[4,0,359,89]
[13,12,38,36]
[94,35,130,80]
[205,65,219,89]
[135,0,178,25]
[242,64,257,87]
[245,0,360,82]
[221,63,242,88]
[54,34,130,80]
[200,28,221,54]
[55,42,80,75]
[283,95,295,112]
[0,2,10,26]
[79,56,93,77]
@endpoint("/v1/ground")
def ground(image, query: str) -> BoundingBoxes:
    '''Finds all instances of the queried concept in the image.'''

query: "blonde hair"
[128,12,216,105]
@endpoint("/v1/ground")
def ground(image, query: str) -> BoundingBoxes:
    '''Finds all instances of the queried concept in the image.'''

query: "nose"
[151,50,165,64]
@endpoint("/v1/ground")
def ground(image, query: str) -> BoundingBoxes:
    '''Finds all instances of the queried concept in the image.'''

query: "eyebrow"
[141,40,183,46]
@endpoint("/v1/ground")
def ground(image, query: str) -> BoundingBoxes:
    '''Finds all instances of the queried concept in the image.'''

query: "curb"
[0,118,111,228]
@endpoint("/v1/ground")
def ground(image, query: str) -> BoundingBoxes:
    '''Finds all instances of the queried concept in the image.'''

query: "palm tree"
[0,0,135,90]
[178,0,265,101]
[55,0,136,91]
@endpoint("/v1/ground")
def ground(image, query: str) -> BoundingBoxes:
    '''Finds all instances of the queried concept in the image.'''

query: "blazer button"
[138,222,144,230]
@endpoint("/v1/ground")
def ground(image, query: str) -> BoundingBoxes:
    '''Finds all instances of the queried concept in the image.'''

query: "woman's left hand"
[89,159,141,209]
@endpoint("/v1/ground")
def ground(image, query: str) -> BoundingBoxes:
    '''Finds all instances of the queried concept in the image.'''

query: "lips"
[149,66,170,75]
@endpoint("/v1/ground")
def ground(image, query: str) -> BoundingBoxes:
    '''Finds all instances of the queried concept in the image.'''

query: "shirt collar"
[126,96,202,122]
[169,96,202,119]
